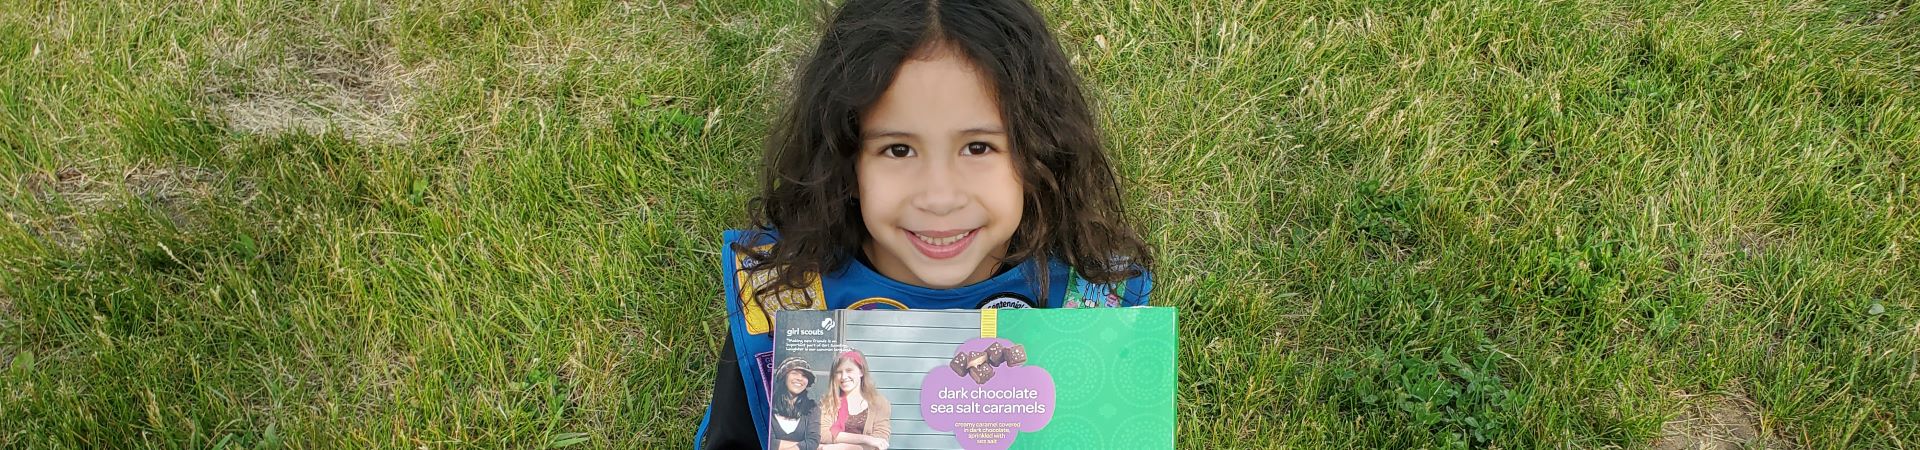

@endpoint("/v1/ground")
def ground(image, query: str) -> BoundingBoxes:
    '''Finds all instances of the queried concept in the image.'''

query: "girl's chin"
[906,265,989,287]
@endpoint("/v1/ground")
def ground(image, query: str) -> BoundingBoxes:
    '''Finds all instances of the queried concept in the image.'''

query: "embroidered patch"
[975,292,1037,309]
[755,351,776,397]
[1063,270,1126,308]
[735,244,826,335]
[847,297,908,310]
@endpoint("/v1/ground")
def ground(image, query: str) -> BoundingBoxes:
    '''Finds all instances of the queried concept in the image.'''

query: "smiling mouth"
[906,228,979,259]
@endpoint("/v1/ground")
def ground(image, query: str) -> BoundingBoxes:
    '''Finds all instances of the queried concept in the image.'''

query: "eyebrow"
[860,126,1007,140]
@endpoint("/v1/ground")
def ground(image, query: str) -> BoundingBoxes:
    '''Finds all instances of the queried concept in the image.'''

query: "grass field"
[2,0,1917,447]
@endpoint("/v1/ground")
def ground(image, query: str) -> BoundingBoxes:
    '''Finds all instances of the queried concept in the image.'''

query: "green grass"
[1,0,1915,447]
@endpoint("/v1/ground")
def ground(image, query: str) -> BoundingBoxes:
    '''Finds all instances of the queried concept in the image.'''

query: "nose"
[912,156,966,215]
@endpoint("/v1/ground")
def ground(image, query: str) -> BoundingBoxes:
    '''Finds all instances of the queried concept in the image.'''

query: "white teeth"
[913,231,967,246]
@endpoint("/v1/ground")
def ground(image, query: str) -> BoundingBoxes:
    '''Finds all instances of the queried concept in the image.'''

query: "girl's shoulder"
[867,392,892,415]
[720,229,830,335]
[722,228,780,253]
[1054,257,1154,308]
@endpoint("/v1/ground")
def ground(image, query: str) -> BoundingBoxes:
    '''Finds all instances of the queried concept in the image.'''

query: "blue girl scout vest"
[700,229,1152,444]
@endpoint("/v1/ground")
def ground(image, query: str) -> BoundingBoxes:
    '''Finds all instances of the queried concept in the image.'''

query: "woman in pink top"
[818,350,891,450]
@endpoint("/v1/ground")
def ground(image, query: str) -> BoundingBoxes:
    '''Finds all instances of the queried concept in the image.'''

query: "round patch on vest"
[976,292,1037,309]
[847,297,908,310]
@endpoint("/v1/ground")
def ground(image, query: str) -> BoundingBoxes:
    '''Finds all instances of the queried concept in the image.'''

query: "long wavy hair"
[821,351,881,429]
[738,0,1153,298]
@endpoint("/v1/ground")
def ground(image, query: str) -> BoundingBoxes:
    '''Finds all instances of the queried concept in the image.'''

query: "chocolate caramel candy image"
[984,342,1006,366]
[969,362,995,384]
[949,352,971,377]
[966,350,989,369]
[1002,344,1027,366]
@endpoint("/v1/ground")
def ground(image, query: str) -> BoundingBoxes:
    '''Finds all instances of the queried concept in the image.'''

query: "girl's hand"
[831,434,886,450]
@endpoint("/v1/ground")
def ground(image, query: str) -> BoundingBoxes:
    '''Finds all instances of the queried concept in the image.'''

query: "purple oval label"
[919,338,1056,450]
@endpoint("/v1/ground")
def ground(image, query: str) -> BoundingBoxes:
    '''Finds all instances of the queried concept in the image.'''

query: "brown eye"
[883,144,915,158]
[962,142,994,156]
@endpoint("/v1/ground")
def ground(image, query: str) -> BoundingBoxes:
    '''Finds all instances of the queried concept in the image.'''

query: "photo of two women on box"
[770,350,893,450]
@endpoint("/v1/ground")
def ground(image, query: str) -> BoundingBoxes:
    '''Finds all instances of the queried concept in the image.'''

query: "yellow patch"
[735,245,825,335]
[847,297,909,310]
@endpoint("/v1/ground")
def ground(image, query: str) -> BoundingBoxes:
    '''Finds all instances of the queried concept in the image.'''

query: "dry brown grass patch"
[203,26,424,144]
[13,165,248,250]
[17,166,114,249]
[1652,392,1778,450]
[124,166,230,228]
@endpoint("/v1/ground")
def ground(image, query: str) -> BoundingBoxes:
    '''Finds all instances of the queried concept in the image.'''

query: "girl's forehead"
[859,51,1003,135]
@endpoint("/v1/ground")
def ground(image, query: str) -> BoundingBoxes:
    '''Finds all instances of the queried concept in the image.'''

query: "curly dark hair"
[738,0,1152,299]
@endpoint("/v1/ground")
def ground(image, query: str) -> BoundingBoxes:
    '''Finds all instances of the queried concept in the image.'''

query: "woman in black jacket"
[768,357,821,450]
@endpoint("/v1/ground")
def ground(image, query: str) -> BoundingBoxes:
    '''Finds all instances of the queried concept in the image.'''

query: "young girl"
[768,357,821,450]
[818,351,890,450]
[696,0,1155,447]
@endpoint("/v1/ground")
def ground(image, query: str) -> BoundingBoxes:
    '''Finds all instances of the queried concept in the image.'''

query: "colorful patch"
[1063,270,1127,309]
[847,297,908,310]
[976,292,1037,309]
[754,351,776,397]
[734,244,826,335]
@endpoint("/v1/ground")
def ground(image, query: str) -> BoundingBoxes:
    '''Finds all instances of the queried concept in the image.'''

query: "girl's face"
[836,361,864,394]
[786,370,809,395]
[856,46,1023,289]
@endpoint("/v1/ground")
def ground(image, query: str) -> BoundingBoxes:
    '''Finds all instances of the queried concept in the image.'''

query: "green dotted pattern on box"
[997,308,1176,449]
